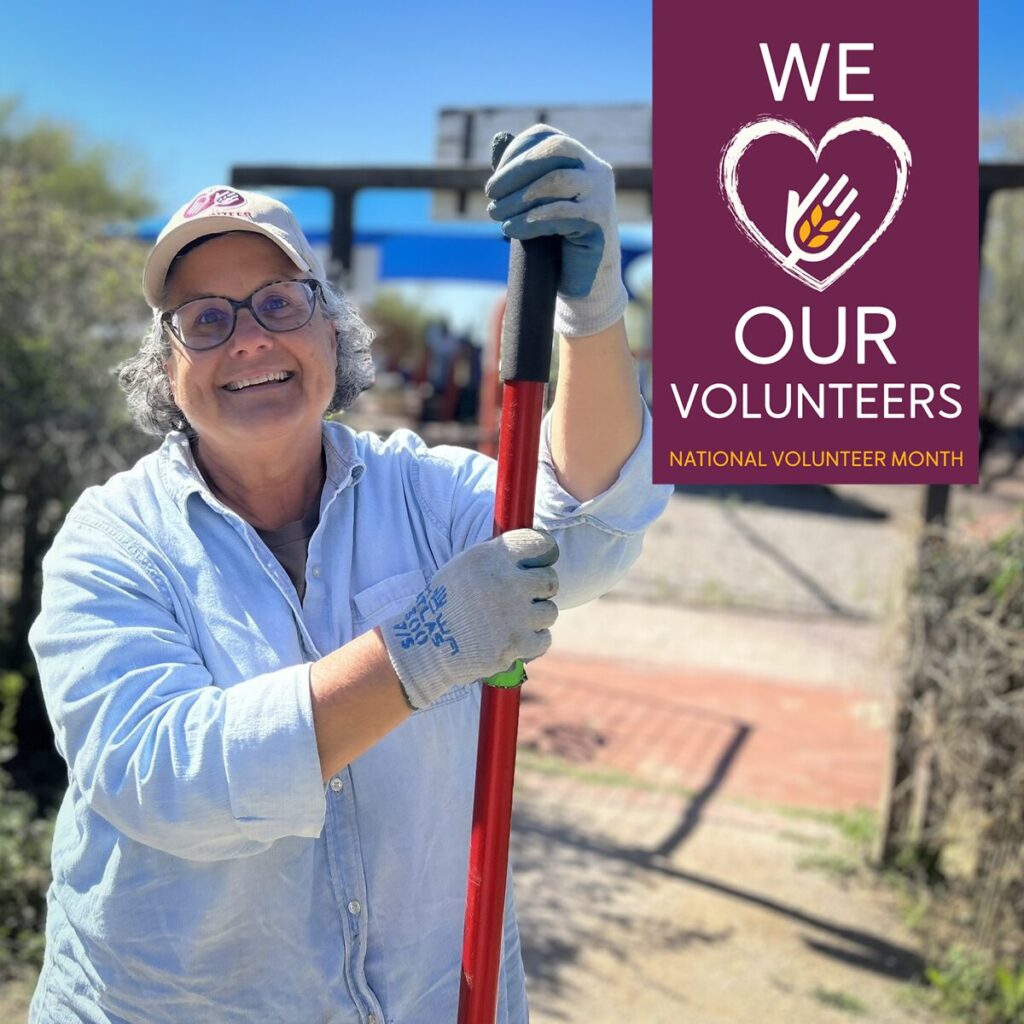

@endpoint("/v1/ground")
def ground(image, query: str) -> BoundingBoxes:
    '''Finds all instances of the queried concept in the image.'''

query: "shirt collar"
[157,421,366,512]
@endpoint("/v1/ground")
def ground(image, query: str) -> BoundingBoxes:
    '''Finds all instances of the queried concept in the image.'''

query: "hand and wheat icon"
[782,172,862,267]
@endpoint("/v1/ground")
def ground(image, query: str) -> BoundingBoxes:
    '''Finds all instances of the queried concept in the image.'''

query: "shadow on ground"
[720,506,871,620]
[512,802,730,1020]
[512,793,923,1019]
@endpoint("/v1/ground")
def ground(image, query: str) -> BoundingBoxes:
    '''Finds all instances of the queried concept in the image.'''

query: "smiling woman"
[27,144,671,1024]
[117,212,374,447]
[153,233,344,528]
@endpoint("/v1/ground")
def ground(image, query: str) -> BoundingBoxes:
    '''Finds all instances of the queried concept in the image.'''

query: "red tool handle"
[457,132,561,1024]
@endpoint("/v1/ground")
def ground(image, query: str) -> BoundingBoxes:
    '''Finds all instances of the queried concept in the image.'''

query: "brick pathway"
[518,652,890,810]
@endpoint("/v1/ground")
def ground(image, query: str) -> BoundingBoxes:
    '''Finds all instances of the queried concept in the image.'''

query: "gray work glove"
[485,124,629,338]
[380,529,559,710]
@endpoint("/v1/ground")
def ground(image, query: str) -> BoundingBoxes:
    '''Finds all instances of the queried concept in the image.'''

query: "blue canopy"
[131,188,651,289]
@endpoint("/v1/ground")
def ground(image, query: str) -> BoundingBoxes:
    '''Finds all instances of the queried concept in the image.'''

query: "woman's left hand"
[485,124,629,339]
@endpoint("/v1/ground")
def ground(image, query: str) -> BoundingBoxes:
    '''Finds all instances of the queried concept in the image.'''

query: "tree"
[0,99,154,803]
[363,289,430,374]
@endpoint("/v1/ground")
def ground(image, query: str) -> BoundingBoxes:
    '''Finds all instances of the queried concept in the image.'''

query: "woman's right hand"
[378,529,559,710]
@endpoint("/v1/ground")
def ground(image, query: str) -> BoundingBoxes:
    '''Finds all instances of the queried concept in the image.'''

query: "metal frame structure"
[230,164,652,278]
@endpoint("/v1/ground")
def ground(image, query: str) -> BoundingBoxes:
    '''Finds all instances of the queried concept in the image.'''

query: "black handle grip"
[491,132,561,384]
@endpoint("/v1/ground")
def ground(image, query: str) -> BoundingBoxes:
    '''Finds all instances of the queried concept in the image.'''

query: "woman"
[29,125,670,1023]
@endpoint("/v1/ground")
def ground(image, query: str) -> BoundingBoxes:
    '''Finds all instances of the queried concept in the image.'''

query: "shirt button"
[311,565,322,578]
[348,900,361,915]
[330,777,343,792]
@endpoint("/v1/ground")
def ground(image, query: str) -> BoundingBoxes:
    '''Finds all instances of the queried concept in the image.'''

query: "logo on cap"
[184,188,247,219]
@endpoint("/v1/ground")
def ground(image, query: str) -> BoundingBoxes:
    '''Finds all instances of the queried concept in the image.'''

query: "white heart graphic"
[719,116,911,292]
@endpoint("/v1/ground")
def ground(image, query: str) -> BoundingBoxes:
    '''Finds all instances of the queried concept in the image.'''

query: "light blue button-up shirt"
[28,410,671,1024]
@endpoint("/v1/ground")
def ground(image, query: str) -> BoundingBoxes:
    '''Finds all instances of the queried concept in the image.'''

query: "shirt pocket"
[351,568,472,713]
[352,569,427,626]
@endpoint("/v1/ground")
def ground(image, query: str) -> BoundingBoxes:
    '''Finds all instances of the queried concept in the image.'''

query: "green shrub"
[925,945,1024,1024]
[907,518,1024,951]
[0,671,54,978]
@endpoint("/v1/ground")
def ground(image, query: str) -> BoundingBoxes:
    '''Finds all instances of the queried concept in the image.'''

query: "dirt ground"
[513,763,932,1024]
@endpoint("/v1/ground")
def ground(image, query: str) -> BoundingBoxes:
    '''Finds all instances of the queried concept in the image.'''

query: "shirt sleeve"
[413,401,672,609]
[533,402,673,606]
[29,514,327,862]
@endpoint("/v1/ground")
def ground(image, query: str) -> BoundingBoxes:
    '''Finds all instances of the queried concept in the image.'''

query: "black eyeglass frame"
[160,278,322,352]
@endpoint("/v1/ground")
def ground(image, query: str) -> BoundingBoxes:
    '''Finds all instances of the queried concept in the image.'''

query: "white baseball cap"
[142,186,327,308]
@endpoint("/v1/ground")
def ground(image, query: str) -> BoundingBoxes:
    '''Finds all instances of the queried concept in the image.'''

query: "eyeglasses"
[162,279,321,351]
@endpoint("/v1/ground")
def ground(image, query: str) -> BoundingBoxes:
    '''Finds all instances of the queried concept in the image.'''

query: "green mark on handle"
[484,660,526,689]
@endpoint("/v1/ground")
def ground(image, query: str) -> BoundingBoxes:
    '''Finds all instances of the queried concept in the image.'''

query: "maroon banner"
[653,2,979,483]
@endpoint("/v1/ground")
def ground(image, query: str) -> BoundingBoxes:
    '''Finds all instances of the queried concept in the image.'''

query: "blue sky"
[0,0,652,209]
[980,0,1024,119]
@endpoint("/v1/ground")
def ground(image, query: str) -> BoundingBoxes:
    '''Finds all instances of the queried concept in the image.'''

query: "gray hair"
[116,279,375,438]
